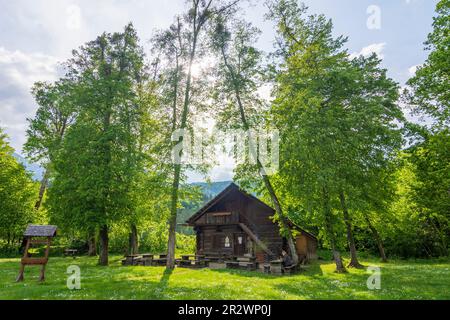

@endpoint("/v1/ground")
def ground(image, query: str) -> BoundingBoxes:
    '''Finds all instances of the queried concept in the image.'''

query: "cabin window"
[224,236,230,248]
[238,236,243,244]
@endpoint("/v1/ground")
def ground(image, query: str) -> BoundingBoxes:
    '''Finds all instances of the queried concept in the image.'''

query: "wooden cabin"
[186,183,317,266]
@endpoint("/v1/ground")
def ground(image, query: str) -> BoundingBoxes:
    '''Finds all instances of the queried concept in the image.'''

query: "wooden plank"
[21,258,48,265]
[211,212,232,217]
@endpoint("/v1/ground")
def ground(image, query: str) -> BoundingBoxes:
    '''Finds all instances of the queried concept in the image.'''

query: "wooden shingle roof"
[186,182,317,240]
[186,182,274,225]
[23,225,57,237]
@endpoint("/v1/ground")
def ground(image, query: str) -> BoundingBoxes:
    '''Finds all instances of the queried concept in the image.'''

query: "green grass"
[0,255,449,300]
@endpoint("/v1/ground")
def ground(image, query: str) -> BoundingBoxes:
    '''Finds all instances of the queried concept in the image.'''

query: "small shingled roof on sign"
[23,225,57,237]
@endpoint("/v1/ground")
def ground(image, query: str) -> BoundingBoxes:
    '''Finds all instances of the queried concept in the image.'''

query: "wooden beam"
[21,257,48,265]
[238,223,275,256]
[211,212,232,217]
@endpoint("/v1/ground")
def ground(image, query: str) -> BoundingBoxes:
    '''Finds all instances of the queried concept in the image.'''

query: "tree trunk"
[167,164,181,269]
[261,175,298,264]
[128,224,138,255]
[220,47,298,265]
[339,191,363,268]
[323,186,346,273]
[87,230,97,256]
[98,225,109,266]
[35,169,50,210]
[364,214,388,262]
[167,22,200,268]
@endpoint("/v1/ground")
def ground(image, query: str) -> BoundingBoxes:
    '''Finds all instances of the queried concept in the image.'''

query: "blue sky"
[0,0,438,182]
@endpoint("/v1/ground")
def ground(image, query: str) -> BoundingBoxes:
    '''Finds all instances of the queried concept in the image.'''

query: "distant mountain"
[176,181,233,234]
[12,153,44,181]
[190,180,232,198]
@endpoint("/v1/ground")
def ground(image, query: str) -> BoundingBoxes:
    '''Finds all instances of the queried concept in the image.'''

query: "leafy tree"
[409,130,449,255]
[24,80,76,210]
[267,0,403,271]
[405,0,449,128]
[47,24,147,265]
[401,0,449,257]
[154,0,241,269]
[0,129,38,248]
[210,16,299,263]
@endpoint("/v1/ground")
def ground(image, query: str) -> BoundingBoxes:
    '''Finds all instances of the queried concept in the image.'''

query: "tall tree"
[403,0,449,257]
[409,131,449,256]
[405,0,449,128]
[47,24,147,265]
[211,17,299,264]
[24,80,76,210]
[267,0,403,271]
[161,0,240,269]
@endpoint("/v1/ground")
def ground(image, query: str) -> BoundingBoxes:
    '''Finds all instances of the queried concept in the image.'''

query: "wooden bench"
[225,260,239,268]
[122,254,142,266]
[177,258,206,268]
[151,258,167,266]
[203,252,229,263]
[225,260,257,271]
[122,253,171,266]
[283,264,297,275]
[64,249,78,258]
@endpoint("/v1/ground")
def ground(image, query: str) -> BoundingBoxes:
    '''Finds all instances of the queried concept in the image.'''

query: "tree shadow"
[160,267,173,289]
[299,261,325,276]
[207,261,324,279]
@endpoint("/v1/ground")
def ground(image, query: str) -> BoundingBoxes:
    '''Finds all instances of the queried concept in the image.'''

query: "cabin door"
[233,233,246,256]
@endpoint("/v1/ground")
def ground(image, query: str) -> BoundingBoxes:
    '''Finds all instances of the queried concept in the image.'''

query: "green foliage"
[11,0,448,267]
[268,0,404,259]
[410,130,450,225]
[24,80,76,164]
[394,0,450,257]
[108,221,195,255]
[405,0,449,127]
[46,23,148,238]
[0,129,38,248]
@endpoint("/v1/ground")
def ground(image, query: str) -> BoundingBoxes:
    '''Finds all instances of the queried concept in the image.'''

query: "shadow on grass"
[207,260,324,279]
[160,267,173,289]
[274,268,371,299]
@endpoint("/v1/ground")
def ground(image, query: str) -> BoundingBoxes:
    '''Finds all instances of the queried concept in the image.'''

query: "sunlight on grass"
[0,255,449,300]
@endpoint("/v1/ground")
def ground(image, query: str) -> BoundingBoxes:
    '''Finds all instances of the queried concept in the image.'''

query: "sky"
[0,0,438,182]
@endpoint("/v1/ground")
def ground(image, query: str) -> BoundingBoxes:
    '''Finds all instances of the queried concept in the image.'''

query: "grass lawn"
[0,255,449,300]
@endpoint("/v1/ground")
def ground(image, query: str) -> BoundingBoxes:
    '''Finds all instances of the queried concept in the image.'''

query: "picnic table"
[122,254,143,266]
[151,254,168,266]
[181,254,205,260]
[64,249,78,258]
[225,256,257,271]
[176,254,207,268]
[121,253,169,266]
[269,259,283,275]
[203,252,229,263]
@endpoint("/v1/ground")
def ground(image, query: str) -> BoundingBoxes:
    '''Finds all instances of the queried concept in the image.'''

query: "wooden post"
[16,237,31,282]
[38,237,52,282]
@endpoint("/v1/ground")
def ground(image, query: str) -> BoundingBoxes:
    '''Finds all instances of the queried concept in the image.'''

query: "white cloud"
[350,42,387,59]
[0,47,60,153]
[408,64,422,76]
